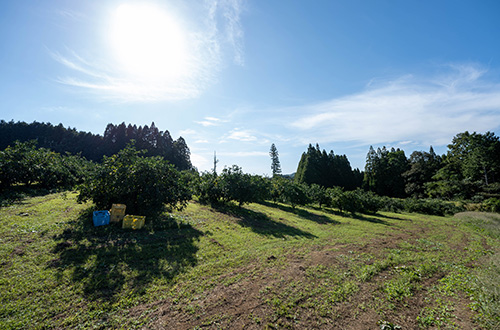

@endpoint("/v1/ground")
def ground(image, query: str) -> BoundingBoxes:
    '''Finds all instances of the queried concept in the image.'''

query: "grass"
[0,192,499,329]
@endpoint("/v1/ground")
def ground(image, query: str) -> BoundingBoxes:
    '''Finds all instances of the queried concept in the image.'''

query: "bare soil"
[133,224,482,330]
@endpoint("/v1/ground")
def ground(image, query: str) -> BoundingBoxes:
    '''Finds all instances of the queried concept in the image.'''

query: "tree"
[447,131,500,185]
[403,147,442,198]
[269,143,282,177]
[295,144,358,190]
[77,144,190,217]
[0,140,91,190]
[363,146,408,198]
[424,132,500,200]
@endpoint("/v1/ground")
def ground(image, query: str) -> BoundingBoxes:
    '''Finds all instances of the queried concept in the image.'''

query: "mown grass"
[0,192,499,329]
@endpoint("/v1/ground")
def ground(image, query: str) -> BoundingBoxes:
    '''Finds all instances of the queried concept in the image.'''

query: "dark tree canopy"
[294,144,359,190]
[363,146,408,198]
[0,120,192,170]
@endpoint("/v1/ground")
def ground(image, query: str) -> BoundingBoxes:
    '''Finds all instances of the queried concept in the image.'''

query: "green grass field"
[1,192,499,329]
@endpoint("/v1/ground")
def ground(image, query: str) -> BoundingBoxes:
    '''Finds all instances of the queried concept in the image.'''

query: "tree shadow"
[0,185,56,207]
[304,205,392,225]
[261,202,340,225]
[49,207,203,302]
[212,203,317,239]
[350,213,390,225]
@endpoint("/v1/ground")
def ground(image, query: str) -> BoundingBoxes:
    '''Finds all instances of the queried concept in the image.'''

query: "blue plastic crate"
[93,210,110,227]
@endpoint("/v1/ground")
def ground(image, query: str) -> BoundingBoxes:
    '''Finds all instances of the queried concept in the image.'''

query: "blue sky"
[2,0,500,175]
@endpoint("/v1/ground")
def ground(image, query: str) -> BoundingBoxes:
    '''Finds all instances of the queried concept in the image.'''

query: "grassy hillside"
[0,192,499,329]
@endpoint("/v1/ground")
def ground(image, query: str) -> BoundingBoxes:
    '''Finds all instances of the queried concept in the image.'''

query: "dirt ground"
[132,223,481,330]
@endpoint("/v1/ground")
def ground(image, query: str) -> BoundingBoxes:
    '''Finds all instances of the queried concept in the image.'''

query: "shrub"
[77,145,190,216]
[482,198,500,213]
[0,140,91,190]
[196,166,270,207]
[307,184,331,207]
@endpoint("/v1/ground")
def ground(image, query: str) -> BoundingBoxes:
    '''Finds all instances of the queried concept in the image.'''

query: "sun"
[109,3,188,81]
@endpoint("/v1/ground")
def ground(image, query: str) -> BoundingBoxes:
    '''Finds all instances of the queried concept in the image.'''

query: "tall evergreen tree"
[295,144,358,190]
[269,143,282,177]
[363,146,408,197]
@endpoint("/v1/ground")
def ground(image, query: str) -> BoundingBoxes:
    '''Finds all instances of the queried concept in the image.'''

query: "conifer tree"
[270,143,282,177]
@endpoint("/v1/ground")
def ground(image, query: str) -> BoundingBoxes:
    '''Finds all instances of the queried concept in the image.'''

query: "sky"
[2,0,500,175]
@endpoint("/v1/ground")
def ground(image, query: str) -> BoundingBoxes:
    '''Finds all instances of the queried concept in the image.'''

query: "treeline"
[294,131,500,202]
[2,122,500,217]
[0,120,191,170]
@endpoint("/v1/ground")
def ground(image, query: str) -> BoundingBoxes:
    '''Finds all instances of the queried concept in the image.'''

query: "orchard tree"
[77,144,190,217]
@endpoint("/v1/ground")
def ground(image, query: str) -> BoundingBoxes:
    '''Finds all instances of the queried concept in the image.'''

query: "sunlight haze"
[1,0,500,175]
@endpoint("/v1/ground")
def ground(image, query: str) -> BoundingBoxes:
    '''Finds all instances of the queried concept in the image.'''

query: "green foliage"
[403,147,442,198]
[329,187,382,214]
[427,132,500,200]
[364,146,408,198]
[196,172,223,205]
[219,165,270,206]
[306,184,330,207]
[0,120,193,169]
[0,140,91,190]
[269,143,282,177]
[295,144,359,190]
[77,144,190,216]
[279,180,309,208]
[196,166,270,207]
[379,197,464,216]
[481,198,500,213]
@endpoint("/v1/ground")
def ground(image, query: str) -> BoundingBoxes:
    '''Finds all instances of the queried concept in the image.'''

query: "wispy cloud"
[195,116,227,127]
[288,65,500,147]
[179,129,197,136]
[226,128,257,142]
[220,0,245,65]
[51,0,245,102]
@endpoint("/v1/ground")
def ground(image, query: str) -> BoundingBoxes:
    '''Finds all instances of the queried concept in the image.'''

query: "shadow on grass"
[49,207,203,301]
[212,203,317,239]
[286,204,391,226]
[263,202,340,225]
[351,213,391,225]
[0,185,56,207]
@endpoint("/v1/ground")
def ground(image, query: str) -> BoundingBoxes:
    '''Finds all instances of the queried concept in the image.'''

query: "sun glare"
[109,3,188,81]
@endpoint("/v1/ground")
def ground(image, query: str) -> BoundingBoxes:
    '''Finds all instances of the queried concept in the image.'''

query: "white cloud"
[51,0,245,102]
[221,0,245,65]
[190,153,210,169]
[195,139,209,143]
[195,116,226,127]
[179,129,197,136]
[289,65,500,147]
[226,128,257,141]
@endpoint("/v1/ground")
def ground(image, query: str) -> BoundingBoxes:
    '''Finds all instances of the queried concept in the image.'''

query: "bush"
[219,165,269,206]
[482,198,500,213]
[196,166,270,207]
[0,141,91,190]
[77,145,190,216]
[329,188,382,214]
[307,184,330,207]
[378,197,464,216]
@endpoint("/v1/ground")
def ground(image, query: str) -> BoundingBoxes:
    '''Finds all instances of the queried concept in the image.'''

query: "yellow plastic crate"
[122,215,145,229]
[110,204,126,223]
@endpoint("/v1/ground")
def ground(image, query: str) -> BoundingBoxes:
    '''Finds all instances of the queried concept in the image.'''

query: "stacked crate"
[110,204,126,223]
[122,215,146,230]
